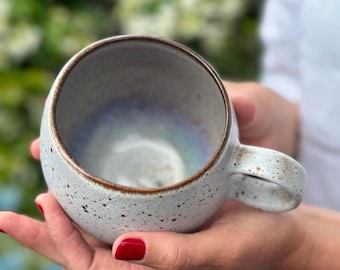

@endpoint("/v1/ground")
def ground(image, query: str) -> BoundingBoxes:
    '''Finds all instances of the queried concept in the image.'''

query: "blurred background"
[0,0,263,269]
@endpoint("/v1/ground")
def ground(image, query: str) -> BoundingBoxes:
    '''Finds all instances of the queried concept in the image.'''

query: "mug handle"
[228,144,307,212]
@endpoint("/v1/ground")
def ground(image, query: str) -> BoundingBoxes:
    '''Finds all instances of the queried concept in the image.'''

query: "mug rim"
[49,34,232,194]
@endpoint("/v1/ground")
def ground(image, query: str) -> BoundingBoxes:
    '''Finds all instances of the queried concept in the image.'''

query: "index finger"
[30,138,40,160]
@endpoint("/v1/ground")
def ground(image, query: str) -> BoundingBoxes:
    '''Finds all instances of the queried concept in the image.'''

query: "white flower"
[7,23,42,62]
[0,0,11,24]
[115,0,245,52]
[118,2,177,37]
[0,0,12,69]
[0,0,42,66]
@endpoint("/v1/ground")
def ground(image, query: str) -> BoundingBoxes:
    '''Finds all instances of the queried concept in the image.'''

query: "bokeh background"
[0,0,263,269]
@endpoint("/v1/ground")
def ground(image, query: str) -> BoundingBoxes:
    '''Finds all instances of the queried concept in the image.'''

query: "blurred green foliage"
[0,0,263,268]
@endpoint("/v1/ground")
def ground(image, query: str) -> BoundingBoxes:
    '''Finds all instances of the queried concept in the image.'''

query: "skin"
[1,82,340,269]
[224,82,299,156]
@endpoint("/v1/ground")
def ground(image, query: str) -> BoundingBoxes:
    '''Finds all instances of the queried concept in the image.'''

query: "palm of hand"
[1,191,290,270]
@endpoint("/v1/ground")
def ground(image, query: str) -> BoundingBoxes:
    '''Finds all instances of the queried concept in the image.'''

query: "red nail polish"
[36,202,44,216]
[115,238,146,261]
[0,229,5,234]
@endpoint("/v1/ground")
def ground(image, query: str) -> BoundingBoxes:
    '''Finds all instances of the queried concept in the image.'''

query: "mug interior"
[52,36,228,188]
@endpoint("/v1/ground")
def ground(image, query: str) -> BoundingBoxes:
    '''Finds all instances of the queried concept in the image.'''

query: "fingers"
[230,93,257,129]
[1,192,127,270]
[30,138,40,160]
[223,81,260,131]
[35,192,95,270]
[0,210,63,265]
[111,201,265,270]
[38,192,151,270]
[224,80,299,155]
[112,230,227,270]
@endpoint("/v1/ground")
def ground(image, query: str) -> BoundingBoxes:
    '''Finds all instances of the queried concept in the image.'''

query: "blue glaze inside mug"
[53,37,227,190]
[69,99,212,188]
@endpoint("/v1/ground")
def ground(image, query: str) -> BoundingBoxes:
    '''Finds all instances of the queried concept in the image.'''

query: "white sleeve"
[259,0,301,102]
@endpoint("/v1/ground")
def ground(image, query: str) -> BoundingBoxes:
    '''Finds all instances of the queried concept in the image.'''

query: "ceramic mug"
[40,35,306,244]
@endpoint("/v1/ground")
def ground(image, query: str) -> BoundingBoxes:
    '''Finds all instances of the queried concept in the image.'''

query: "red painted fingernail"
[0,229,6,234]
[115,238,146,261]
[36,202,44,216]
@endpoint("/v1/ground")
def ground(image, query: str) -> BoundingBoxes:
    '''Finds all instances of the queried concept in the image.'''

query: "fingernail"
[36,202,44,216]
[115,238,146,261]
[0,229,6,234]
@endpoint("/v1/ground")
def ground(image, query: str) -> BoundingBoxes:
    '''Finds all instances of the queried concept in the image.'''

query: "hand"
[0,191,300,270]
[2,138,340,270]
[1,139,294,269]
[1,140,297,269]
[224,81,299,156]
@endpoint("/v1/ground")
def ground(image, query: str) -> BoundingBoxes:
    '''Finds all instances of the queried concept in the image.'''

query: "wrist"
[278,205,340,270]
[276,209,311,270]
[260,207,308,270]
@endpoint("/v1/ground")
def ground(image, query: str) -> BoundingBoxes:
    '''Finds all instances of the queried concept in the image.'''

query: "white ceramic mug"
[40,35,306,244]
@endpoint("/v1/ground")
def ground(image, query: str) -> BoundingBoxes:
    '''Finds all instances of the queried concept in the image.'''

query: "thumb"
[223,81,258,130]
[230,92,257,129]
[112,231,217,270]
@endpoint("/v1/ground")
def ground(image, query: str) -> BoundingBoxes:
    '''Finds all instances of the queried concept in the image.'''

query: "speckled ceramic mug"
[40,35,306,244]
